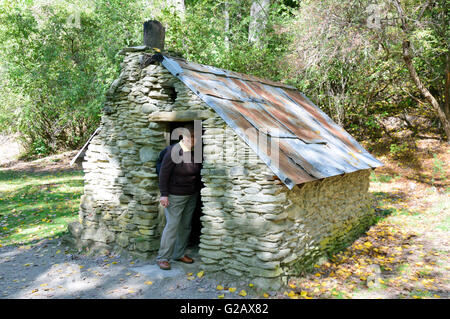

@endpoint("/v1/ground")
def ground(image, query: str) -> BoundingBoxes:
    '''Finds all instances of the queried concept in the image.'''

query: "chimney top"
[143,20,165,50]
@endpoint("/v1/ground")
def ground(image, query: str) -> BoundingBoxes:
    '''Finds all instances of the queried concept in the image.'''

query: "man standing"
[156,123,201,270]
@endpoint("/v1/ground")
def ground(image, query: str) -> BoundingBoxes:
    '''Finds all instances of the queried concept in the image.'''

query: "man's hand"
[160,196,169,207]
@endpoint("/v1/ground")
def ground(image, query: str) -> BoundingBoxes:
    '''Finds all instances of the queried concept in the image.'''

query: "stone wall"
[67,48,375,290]
[67,50,211,258]
[199,116,374,289]
[280,169,374,277]
[199,115,289,288]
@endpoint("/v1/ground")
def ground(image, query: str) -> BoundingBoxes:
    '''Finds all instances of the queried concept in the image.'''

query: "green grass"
[370,172,401,183]
[410,289,434,299]
[436,216,450,232]
[0,169,84,247]
[396,263,411,274]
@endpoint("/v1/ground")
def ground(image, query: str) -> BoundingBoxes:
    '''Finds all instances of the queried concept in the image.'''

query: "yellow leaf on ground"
[228,287,236,292]
[218,294,224,299]
[197,271,204,278]
[145,281,153,285]
[238,290,247,297]
[216,285,224,290]
[263,293,269,298]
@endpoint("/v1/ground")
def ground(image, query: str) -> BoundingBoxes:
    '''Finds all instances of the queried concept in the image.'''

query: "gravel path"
[0,238,269,299]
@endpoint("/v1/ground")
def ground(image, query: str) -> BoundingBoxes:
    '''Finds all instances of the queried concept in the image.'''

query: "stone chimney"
[143,20,165,50]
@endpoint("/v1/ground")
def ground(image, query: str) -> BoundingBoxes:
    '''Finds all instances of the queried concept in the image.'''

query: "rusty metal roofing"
[161,55,383,189]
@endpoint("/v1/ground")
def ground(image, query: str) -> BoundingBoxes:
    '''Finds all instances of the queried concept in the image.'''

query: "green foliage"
[0,0,163,156]
[160,0,295,80]
[431,153,446,181]
[0,0,447,156]
[0,0,296,157]
[283,0,449,139]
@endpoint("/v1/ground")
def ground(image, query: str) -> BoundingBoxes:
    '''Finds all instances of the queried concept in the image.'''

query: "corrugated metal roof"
[161,55,383,189]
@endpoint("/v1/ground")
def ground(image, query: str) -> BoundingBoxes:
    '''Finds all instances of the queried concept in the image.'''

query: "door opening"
[168,121,204,248]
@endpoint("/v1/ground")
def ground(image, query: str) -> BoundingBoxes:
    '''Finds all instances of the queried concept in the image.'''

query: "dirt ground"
[0,238,262,299]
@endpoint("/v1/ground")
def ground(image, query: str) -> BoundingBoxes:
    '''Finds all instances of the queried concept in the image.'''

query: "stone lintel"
[148,110,215,122]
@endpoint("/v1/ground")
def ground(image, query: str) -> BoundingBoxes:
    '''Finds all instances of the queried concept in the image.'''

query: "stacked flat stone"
[67,47,375,290]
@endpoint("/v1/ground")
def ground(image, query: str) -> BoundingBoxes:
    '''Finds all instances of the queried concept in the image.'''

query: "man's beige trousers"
[156,191,199,262]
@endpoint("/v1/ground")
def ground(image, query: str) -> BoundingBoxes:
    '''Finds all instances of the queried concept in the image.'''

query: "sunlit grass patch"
[410,289,434,299]
[370,172,401,184]
[0,169,84,247]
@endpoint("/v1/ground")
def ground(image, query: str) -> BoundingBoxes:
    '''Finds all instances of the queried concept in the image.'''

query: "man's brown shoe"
[157,260,171,270]
[176,255,194,263]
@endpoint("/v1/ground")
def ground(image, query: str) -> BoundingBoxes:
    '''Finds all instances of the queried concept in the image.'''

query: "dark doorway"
[168,121,204,247]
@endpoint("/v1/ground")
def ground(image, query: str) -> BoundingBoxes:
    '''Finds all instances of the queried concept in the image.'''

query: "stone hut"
[67,21,383,289]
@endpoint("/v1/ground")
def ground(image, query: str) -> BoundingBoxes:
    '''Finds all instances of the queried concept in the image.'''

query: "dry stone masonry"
[66,47,375,289]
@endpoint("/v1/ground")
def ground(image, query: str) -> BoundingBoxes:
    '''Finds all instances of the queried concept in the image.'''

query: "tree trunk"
[248,0,270,48]
[402,39,450,142]
[392,0,450,142]
[165,0,185,19]
[445,53,450,127]
[224,1,230,51]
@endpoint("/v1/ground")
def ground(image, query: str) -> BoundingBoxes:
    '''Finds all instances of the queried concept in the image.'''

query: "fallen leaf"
[238,290,247,297]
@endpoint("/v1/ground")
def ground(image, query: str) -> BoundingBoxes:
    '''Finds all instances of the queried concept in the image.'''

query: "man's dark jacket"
[158,142,201,197]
